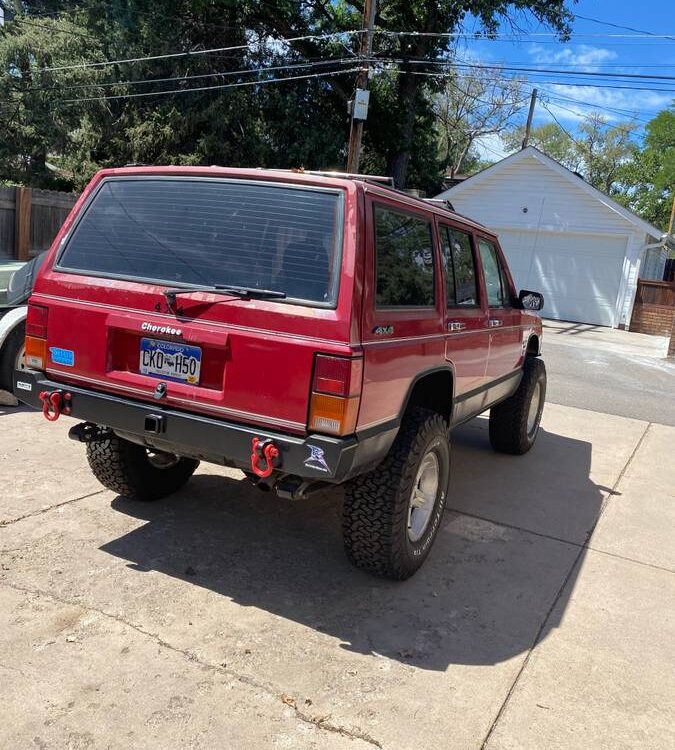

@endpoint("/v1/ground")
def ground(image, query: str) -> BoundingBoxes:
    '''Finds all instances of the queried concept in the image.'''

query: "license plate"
[139,338,201,385]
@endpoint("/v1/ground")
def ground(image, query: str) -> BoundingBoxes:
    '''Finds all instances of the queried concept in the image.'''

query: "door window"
[440,226,479,306]
[478,239,510,307]
[374,205,435,307]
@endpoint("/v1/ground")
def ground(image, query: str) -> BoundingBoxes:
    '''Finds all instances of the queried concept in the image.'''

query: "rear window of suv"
[56,177,344,306]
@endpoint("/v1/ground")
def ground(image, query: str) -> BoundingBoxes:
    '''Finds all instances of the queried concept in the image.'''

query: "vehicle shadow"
[101,420,603,672]
[0,400,31,418]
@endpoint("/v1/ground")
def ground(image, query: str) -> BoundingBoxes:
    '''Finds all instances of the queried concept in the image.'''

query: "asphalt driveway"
[542,320,675,425]
[1,400,673,749]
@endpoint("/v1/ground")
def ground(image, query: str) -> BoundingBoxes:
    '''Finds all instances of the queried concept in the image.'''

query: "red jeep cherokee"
[14,166,545,579]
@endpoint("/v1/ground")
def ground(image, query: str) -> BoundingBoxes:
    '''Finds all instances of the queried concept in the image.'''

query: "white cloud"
[540,84,673,124]
[528,43,617,70]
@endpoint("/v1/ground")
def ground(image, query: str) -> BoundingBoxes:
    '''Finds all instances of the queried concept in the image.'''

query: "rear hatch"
[30,170,360,435]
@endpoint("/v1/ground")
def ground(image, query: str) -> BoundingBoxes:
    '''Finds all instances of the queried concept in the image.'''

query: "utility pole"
[521,88,538,150]
[346,0,376,174]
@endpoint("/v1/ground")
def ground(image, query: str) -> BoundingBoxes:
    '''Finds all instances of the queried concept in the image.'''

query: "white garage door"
[495,229,628,327]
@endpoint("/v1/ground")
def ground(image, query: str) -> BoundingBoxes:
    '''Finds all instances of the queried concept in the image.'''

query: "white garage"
[436,147,668,328]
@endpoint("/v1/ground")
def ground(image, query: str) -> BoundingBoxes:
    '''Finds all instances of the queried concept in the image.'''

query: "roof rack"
[424,197,455,211]
[270,168,394,187]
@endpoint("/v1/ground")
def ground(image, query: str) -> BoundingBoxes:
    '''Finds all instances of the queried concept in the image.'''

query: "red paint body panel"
[30,166,542,439]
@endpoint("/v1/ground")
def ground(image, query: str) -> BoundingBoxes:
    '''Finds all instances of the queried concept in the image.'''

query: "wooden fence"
[0,186,78,261]
[629,279,675,337]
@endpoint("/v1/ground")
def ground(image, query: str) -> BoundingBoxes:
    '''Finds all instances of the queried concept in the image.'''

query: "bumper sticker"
[49,347,75,367]
[304,445,330,473]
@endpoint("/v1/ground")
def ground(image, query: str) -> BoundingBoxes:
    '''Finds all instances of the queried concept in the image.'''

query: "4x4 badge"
[373,325,394,336]
[304,445,329,473]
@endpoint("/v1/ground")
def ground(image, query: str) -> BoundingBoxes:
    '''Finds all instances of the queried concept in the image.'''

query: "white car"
[0,254,46,392]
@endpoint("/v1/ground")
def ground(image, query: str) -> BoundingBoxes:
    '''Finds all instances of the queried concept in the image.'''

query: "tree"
[503,120,578,169]
[0,7,105,187]
[433,68,525,177]
[577,114,637,195]
[504,113,638,195]
[614,106,675,231]
[1,1,574,191]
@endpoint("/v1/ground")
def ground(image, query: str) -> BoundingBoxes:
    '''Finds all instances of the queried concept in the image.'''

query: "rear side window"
[478,238,510,307]
[440,226,479,306]
[374,205,435,307]
[57,178,344,306]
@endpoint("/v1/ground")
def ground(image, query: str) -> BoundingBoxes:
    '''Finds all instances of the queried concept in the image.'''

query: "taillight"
[25,336,47,370]
[26,303,48,338]
[25,303,49,369]
[309,355,363,435]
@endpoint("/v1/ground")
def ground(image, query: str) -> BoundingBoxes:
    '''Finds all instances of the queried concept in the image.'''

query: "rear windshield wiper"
[163,284,286,306]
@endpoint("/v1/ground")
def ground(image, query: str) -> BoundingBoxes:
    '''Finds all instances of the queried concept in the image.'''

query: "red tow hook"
[38,390,72,422]
[250,437,280,478]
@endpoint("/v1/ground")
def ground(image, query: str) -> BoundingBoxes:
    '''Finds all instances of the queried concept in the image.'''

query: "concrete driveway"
[2,402,673,749]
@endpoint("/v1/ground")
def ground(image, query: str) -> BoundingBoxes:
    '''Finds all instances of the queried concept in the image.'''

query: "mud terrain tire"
[343,408,451,580]
[489,357,546,455]
[86,434,198,501]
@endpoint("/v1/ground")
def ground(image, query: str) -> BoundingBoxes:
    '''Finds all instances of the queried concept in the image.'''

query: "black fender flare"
[398,364,456,423]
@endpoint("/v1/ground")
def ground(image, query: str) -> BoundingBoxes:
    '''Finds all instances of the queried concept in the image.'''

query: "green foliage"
[505,106,675,230]
[505,114,639,195]
[504,121,578,168]
[0,1,572,191]
[614,107,675,232]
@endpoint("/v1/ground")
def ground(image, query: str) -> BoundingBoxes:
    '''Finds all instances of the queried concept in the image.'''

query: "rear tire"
[0,321,26,392]
[342,408,451,580]
[489,357,546,455]
[86,434,199,501]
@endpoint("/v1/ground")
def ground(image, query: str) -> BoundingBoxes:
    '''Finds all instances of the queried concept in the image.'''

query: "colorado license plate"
[139,338,202,385]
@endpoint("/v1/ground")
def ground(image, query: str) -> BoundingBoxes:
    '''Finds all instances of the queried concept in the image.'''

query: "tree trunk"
[387,70,421,188]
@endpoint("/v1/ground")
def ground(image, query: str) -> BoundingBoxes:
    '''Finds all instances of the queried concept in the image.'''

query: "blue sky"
[461,0,675,159]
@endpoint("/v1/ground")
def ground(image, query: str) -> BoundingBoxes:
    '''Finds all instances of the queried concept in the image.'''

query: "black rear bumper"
[13,369,396,484]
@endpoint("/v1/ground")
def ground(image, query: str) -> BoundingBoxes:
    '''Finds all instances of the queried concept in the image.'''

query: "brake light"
[26,303,48,338]
[25,304,49,369]
[309,355,363,435]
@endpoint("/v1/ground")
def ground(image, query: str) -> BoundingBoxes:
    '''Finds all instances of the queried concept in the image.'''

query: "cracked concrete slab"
[591,423,675,571]
[0,406,102,523]
[450,405,648,545]
[1,482,581,750]
[483,551,675,750]
[2,405,673,749]
[0,585,374,750]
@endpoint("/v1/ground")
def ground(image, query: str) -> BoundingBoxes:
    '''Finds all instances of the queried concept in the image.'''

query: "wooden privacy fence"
[629,279,675,337]
[0,186,78,261]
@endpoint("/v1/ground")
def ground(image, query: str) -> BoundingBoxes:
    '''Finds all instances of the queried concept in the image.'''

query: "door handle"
[447,321,466,332]
[489,319,503,328]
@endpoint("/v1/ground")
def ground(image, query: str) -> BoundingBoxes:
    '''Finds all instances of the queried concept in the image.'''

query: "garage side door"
[495,229,628,327]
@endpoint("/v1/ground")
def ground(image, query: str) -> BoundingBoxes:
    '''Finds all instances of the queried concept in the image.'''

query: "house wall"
[445,155,637,236]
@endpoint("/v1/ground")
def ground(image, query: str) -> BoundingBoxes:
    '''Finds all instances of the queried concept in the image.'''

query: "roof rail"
[270,168,394,187]
[424,198,455,211]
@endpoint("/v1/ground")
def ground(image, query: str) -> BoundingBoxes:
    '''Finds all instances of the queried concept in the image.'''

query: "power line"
[13,57,357,95]
[539,100,581,144]
[390,69,675,94]
[39,30,364,73]
[574,13,675,42]
[370,59,675,93]
[386,57,675,82]
[375,29,675,40]
[55,67,361,105]
[4,15,98,40]
[538,89,652,124]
